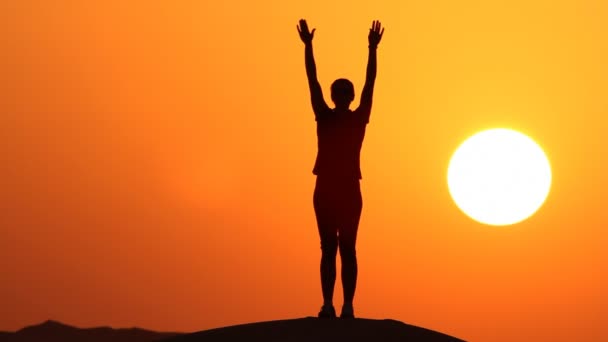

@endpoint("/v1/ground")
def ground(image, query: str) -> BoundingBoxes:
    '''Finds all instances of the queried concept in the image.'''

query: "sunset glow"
[1,1,607,341]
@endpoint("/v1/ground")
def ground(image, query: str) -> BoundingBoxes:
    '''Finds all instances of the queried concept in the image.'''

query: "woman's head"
[331,78,354,109]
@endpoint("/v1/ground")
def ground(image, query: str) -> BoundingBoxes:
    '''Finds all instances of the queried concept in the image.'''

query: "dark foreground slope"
[161,317,465,342]
[0,320,182,342]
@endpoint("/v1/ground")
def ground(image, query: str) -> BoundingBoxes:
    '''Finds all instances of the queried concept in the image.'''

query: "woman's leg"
[338,180,362,309]
[313,178,338,308]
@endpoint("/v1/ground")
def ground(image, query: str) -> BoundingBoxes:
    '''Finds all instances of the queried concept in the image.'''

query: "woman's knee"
[339,244,357,262]
[320,238,338,258]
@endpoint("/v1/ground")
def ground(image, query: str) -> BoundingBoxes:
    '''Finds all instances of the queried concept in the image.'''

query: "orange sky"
[1,1,607,341]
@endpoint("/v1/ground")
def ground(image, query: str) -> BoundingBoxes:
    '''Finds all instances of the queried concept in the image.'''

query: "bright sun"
[447,128,552,226]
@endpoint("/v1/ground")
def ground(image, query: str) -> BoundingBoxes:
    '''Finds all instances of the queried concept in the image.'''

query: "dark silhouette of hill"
[159,317,465,342]
[0,320,182,342]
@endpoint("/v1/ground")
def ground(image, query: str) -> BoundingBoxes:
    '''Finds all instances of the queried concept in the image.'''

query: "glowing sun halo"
[447,128,552,226]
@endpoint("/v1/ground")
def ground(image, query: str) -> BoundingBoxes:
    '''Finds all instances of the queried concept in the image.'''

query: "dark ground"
[0,317,465,342]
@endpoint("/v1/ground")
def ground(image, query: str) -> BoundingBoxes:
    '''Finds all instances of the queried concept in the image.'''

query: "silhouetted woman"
[297,19,384,319]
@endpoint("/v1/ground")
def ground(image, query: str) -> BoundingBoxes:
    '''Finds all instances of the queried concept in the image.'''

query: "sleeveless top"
[313,107,369,179]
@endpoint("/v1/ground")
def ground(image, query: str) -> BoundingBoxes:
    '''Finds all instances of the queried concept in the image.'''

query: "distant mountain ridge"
[0,320,182,342]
